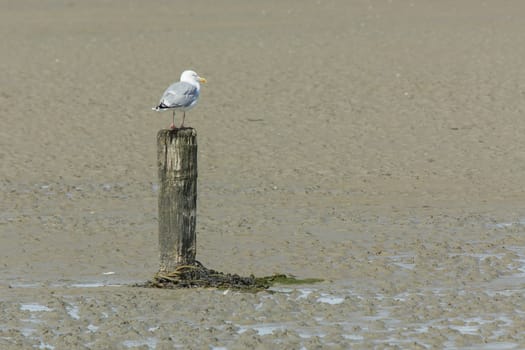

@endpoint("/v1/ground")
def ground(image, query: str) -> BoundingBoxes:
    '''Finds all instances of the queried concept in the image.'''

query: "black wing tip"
[153,103,169,111]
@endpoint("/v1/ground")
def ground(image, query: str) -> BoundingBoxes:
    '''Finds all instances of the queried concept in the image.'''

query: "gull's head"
[180,70,207,86]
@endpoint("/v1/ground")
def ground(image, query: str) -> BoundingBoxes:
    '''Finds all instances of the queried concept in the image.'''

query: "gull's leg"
[169,110,176,130]
[180,111,186,128]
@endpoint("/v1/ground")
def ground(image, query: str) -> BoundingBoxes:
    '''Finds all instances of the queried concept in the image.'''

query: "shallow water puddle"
[388,253,416,270]
[448,316,513,335]
[66,303,80,320]
[20,303,53,312]
[316,294,345,305]
[87,324,99,332]
[7,280,126,289]
[237,323,287,336]
[69,282,116,288]
[12,303,54,341]
[122,338,157,349]
[236,321,327,339]
[486,218,525,229]
[37,342,55,350]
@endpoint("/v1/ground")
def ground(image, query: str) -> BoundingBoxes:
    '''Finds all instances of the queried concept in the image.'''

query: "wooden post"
[157,128,197,272]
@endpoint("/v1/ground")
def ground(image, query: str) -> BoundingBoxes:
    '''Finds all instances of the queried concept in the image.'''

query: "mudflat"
[2,1,525,348]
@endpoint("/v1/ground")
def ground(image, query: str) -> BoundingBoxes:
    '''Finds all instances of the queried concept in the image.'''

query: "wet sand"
[2,0,525,348]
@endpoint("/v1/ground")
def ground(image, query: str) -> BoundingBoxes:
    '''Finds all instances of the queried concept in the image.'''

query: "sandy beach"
[2,0,525,348]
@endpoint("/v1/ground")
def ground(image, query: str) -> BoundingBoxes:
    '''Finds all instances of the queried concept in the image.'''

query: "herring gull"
[152,70,206,129]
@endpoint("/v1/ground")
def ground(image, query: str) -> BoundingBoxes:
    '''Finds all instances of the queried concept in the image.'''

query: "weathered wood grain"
[157,128,197,272]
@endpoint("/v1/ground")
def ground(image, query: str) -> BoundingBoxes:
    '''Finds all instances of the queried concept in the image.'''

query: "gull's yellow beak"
[199,77,207,84]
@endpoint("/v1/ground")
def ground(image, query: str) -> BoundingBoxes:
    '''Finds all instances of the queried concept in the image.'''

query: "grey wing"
[159,82,199,108]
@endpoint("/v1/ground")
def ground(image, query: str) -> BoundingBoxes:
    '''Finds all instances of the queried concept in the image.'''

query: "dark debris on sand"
[135,261,273,290]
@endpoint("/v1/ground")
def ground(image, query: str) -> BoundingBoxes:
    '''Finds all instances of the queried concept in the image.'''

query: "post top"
[157,128,196,138]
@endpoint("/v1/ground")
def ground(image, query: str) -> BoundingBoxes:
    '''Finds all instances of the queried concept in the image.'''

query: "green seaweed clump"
[254,274,324,286]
